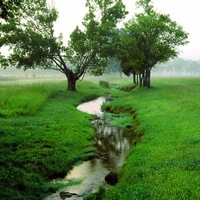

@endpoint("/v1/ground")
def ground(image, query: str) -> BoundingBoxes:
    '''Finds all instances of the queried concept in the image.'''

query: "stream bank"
[43,96,136,200]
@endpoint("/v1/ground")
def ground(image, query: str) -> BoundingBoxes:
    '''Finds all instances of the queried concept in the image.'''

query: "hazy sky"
[53,0,200,61]
[1,0,200,61]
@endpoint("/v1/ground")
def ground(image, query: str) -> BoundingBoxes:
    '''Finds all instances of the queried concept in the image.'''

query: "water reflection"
[78,97,134,169]
[77,97,105,116]
[44,97,135,200]
[93,117,134,170]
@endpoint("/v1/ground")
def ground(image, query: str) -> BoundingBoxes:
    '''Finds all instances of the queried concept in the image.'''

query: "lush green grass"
[103,77,200,200]
[2,77,200,200]
[0,80,112,200]
[0,82,60,117]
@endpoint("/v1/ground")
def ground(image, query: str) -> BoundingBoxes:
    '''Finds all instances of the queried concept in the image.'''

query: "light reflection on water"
[76,97,105,116]
[43,97,135,200]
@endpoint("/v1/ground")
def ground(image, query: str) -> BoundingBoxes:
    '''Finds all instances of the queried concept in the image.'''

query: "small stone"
[105,172,118,186]
[60,191,78,199]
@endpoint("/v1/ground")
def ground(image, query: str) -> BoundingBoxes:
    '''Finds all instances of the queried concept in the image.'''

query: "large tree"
[0,0,127,91]
[118,0,189,87]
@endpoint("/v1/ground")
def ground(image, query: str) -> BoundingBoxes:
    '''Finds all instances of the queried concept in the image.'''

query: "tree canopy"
[0,0,189,89]
[0,0,22,19]
[117,0,189,87]
[0,0,127,91]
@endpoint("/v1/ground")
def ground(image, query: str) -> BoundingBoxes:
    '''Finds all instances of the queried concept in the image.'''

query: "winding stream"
[44,97,135,200]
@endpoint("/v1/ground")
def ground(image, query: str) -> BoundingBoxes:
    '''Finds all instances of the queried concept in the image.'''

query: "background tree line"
[153,58,200,76]
[105,57,200,77]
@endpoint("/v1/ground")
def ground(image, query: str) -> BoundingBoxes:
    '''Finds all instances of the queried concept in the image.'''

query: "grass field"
[1,77,200,200]
[0,80,112,200]
[102,77,200,200]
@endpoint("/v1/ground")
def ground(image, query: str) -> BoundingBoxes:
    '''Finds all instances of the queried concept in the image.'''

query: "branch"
[51,57,64,72]
[75,52,94,79]
[20,10,52,37]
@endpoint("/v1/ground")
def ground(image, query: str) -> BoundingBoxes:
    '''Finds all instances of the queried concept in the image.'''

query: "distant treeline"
[0,67,62,78]
[105,57,200,77]
[152,58,200,76]
[0,76,17,81]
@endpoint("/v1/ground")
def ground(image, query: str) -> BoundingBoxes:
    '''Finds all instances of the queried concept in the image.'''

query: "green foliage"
[103,77,200,200]
[0,0,59,69]
[0,0,128,91]
[0,0,22,19]
[67,0,127,76]
[117,0,189,87]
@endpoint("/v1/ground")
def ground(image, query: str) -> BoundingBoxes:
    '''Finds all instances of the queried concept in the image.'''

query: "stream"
[43,97,135,200]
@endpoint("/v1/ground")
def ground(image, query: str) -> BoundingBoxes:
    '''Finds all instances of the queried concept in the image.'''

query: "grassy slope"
[103,77,200,200]
[0,80,111,200]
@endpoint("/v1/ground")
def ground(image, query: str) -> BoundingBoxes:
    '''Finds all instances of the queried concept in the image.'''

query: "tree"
[105,57,122,77]
[0,0,127,91]
[155,58,200,76]
[118,0,189,87]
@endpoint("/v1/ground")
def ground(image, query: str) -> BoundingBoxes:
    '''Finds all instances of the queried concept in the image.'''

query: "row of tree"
[0,0,188,90]
[105,57,200,77]
[153,58,200,76]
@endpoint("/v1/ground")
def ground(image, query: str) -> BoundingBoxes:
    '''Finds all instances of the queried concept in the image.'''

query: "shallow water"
[43,97,134,200]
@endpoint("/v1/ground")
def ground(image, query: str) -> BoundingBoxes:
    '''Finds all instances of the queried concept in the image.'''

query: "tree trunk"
[136,73,139,84]
[142,65,151,88]
[139,73,143,87]
[142,71,146,87]
[133,71,136,84]
[146,68,151,88]
[67,78,76,91]
[65,71,77,91]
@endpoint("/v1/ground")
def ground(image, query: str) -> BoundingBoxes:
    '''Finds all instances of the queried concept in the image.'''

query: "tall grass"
[103,77,200,200]
[0,82,63,116]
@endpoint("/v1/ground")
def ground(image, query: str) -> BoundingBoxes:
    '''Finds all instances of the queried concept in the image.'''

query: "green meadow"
[0,80,111,200]
[102,77,200,200]
[1,77,200,200]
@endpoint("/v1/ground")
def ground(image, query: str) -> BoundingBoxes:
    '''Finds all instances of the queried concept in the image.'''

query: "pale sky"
[53,0,200,61]
[1,0,200,61]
